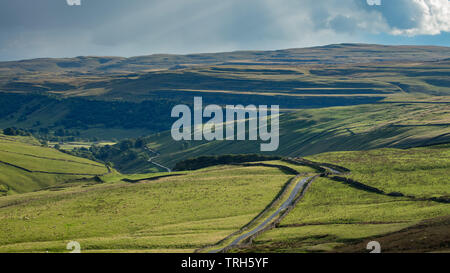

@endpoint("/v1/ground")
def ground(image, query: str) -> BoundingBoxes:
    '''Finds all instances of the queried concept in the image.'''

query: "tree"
[134,138,147,148]
[55,128,65,137]
[119,139,134,151]
[3,128,17,136]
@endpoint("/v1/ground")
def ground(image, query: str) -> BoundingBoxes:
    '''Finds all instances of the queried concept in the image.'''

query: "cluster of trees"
[64,137,152,173]
[34,128,85,143]
[173,154,281,171]
[2,127,32,136]
[54,128,81,137]
[0,92,178,135]
[2,126,83,140]
[58,98,176,131]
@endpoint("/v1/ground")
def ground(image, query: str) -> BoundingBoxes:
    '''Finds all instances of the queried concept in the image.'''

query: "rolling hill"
[1,44,449,75]
[0,164,294,253]
[236,145,450,253]
[0,144,447,253]
[0,134,109,195]
[0,43,448,253]
[142,102,450,170]
[0,44,448,142]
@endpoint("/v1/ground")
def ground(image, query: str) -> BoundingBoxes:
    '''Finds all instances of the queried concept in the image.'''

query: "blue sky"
[0,0,449,61]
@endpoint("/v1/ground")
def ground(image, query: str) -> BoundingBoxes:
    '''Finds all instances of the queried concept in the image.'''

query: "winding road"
[145,147,172,173]
[206,159,346,253]
[210,175,315,253]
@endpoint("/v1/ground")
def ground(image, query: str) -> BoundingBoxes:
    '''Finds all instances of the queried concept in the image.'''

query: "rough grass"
[0,165,293,253]
[282,178,448,225]
[0,134,108,194]
[238,176,449,253]
[259,160,318,174]
[241,223,413,253]
[307,144,450,198]
[235,145,450,253]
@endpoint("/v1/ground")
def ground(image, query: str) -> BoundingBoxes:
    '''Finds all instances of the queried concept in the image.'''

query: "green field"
[234,145,450,253]
[0,144,447,253]
[307,145,450,198]
[0,165,294,253]
[0,44,448,253]
[0,134,108,195]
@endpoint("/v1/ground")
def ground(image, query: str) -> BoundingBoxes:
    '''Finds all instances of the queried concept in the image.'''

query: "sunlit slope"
[0,44,448,142]
[0,134,108,195]
[236,145,450,253]
[0,165,293,253]
[240,177,449,253]
[307,144,450,199]
[146,103,450,168]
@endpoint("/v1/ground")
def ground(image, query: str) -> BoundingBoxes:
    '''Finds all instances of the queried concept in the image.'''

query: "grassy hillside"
[307,144,450,199]
[0,44,448,143]
[235,145,450,253]
[0,145,447,253]
[0,134,108,195]
[0,165,294,253]
[1,44,448,75]
[144,102,450,169]
[3,98,447,175]
[0,44,448,253]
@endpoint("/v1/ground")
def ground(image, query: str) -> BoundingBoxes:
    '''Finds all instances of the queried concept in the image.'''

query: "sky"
[0,0,449,61]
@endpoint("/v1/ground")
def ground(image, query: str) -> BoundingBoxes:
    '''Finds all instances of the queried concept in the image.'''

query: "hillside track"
[204,159,349,253]
[145,147,172,173]
[206,174,318,253]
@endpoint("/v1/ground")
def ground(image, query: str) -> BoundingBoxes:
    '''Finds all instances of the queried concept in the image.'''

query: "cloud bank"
[391,0,450,35]
[357,0,450,35]
[0,0,448,60]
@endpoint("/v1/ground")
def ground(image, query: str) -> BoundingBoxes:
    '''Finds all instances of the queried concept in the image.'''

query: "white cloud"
[390,0,450,35]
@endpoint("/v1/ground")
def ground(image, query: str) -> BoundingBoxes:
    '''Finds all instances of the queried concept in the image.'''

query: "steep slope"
[145,102,450,169]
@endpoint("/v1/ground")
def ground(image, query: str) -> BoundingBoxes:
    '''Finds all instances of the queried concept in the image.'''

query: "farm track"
[201,158,356,253]
[208,175,317,253]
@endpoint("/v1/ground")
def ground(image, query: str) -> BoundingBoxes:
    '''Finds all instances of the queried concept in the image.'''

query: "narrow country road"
[210,175,314,253]
[322,166,341,175]
[206,160,347,253]
[145,147,172,173]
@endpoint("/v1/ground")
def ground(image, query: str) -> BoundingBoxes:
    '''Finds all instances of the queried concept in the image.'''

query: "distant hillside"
[0,44,448,140]
[0,43,448,150]
[1,44,449,74]
[0,44,448,104]
[144,103,450,169]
